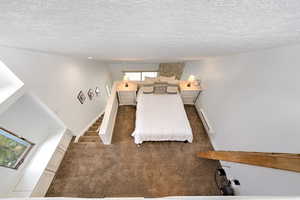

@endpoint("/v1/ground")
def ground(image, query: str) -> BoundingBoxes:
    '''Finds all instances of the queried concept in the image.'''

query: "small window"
[0,127,34,169]
[123,71,158,81]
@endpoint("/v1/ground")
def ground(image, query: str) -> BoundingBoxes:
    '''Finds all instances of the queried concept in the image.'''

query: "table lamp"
[187,75,195,87]
[123,75,129,87]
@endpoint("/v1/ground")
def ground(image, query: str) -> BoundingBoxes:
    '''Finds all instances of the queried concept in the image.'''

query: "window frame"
[0,127,34,170]
[122,70,158,81]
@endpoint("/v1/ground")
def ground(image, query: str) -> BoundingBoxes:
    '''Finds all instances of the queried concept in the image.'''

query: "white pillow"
[167,86,178,94]
[142,86,154,94]
[154,85,166,94]
[144,77,158,82]
[159,76,176,82]
[143,80,155,86]
[167,79,179,85]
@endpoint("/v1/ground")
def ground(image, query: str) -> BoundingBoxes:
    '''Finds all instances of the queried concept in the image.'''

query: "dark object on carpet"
[214,168,233,196]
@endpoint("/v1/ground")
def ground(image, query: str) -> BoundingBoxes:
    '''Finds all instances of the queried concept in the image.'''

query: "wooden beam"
[197,151,300,173]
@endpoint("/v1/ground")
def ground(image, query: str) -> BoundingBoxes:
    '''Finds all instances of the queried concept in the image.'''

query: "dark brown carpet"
[46,105,220,198]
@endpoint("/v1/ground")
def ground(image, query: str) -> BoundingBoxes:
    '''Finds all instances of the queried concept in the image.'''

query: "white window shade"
[124,72,141,81]
[124,71,158,81]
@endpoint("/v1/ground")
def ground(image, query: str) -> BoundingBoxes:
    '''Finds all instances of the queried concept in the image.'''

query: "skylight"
[0,60,24,105]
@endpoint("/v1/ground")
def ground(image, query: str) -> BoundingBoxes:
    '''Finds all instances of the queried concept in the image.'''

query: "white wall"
[0,94,65,197]
[184,44,300,195]
[108,62,159,81]
[181,61,203,80]
[0,46,112,136]
[99,82,119,144]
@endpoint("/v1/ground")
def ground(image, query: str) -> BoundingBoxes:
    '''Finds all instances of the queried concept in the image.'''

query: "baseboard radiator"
[198,108,213,134]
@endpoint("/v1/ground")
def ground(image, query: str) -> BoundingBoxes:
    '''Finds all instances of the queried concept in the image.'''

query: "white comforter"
[131,90,193,144]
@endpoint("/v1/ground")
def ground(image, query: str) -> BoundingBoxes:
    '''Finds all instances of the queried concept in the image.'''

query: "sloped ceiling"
[1,0,300,62]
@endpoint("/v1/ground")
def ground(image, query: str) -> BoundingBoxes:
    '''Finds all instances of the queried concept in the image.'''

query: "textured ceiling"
[1,0,300,61]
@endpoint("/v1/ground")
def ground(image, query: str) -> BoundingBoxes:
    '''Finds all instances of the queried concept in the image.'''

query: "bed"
[131,88,193,144]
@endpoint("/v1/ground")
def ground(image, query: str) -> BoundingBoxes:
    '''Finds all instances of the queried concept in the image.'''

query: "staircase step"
[78,136,100,143]
[74,142,102,146]
[84,131,98,136]
[75,115,103,143]
[89,127,99,132]
[92,124,100,128]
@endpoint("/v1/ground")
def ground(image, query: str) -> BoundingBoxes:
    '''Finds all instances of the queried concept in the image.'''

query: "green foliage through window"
[0,128,33,169]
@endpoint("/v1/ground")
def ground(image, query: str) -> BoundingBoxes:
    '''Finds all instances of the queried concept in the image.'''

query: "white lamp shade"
[188,75,195,82]
[123,75,129,81]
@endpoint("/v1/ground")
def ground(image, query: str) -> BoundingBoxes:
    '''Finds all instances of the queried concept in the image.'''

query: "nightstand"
[117,82,138,105]
[179,81,201,105]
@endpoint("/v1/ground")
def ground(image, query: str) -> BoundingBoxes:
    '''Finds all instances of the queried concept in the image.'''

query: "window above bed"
[123,71,158,81]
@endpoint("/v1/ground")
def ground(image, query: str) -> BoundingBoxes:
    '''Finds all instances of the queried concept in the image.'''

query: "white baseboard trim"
[74,110,105,143]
